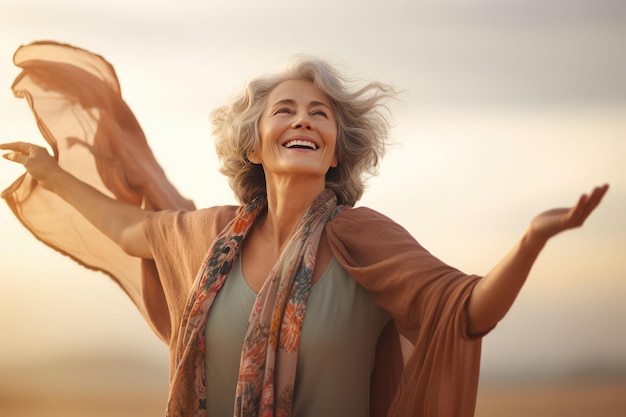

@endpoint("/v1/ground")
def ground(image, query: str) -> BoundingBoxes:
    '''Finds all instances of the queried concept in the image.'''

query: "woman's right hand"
[1,141,63,190]
[1,140,152,258]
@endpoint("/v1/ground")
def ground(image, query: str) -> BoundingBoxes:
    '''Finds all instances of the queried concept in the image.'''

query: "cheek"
[327,130,339,167]
[328,126,339,150]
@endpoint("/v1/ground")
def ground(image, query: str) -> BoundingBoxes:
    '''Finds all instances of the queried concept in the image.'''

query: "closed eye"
[274,107,293,115]
[311,109,328,117]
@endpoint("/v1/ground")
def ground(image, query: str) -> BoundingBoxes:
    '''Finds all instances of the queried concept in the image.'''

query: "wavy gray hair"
[210,56,396,206]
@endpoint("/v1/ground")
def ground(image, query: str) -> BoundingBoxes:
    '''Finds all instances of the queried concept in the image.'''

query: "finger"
[563,199,584,228]
[0,143,20,152]
[568,192,595,225]
[0,141,41,154]
[568,184,609,227]
[580,184,609,220]
[0,142,26,151]
[2,151,28,164]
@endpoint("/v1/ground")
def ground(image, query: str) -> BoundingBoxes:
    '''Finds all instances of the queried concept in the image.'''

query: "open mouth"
[283,139,318,150]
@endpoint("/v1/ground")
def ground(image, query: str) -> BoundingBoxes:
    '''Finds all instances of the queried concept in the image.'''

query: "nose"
[292,113,313,130]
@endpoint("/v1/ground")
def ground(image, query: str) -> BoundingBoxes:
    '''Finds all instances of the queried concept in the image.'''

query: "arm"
[467,184,609,335]
[1,141,152,258]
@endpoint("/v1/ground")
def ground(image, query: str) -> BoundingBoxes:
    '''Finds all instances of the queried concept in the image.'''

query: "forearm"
[1,142,152,257]
[46,167,152,258]
[467,229,547,335]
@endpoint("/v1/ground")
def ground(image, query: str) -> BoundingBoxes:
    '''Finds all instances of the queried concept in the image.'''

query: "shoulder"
[329,206,411,239]
[144,205,240,246]
[326,205,429,266]
[146,205,239,229]
[333,206,393,222]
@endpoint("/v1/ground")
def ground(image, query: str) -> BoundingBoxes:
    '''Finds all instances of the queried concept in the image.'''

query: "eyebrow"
[270,99,332,109]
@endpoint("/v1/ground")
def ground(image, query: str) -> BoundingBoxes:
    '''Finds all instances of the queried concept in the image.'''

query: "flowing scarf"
[167,189,341,417]
[5,41,486,417]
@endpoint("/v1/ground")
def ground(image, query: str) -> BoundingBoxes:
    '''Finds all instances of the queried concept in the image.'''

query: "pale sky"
[0,0,624,380]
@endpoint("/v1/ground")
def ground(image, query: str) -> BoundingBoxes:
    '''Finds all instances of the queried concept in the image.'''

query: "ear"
[247,147,262,164]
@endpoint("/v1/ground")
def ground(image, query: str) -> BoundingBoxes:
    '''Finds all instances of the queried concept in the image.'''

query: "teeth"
[284,140,317,150]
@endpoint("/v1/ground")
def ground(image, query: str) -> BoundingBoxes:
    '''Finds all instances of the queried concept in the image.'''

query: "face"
[251,79,338,184]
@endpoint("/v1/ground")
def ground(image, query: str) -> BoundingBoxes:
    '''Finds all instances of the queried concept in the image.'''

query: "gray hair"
[210,56,396,206]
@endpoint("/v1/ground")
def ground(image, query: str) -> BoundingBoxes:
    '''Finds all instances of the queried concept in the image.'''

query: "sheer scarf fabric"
[3,41,486,417]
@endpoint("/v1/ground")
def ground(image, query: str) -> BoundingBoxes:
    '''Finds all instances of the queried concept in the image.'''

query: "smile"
[283,139,318,150]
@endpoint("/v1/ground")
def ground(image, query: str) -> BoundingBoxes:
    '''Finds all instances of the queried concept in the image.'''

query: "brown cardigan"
[143,206,484,417]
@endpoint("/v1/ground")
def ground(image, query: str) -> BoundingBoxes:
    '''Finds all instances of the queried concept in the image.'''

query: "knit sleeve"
[326,206,486,417]
[142,206,238,345]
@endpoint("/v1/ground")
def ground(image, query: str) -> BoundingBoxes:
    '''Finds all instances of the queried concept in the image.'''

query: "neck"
[260,175,326,250]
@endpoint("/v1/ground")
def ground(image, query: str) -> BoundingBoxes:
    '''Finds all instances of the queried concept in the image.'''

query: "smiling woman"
[210,55,393,207]
[0,41,608,417]
[248,79,339,198]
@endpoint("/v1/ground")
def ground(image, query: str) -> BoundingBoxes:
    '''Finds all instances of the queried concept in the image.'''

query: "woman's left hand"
[468,183,610,334]
[528,184,609,244]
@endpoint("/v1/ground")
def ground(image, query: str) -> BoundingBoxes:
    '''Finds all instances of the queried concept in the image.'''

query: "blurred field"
[0,355,625,417]
[476,378,626,417]
[0,355,168,417]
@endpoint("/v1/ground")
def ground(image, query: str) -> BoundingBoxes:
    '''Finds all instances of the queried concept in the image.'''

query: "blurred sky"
[0,0,624,380]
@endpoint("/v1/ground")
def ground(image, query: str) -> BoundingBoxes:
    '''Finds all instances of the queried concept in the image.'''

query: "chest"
[204,255,391,417]
[241,228,334,292]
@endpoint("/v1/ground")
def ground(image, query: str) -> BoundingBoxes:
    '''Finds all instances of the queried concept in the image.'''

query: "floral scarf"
[167,189,341,417]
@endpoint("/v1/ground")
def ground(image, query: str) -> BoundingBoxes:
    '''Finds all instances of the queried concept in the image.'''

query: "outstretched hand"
[0,141,61,188]
[528,184,609,243]
[468,183,610,335]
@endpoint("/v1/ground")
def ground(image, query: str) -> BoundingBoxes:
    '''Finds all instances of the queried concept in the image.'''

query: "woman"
[0,41,608,417]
